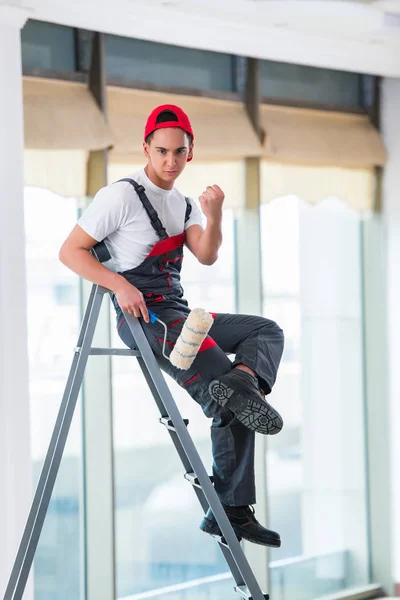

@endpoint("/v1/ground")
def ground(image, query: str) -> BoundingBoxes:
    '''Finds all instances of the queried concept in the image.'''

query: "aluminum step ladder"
[3,242,269,600]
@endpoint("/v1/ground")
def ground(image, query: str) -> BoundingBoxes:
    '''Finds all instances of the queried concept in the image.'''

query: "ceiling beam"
[22,0,400,78]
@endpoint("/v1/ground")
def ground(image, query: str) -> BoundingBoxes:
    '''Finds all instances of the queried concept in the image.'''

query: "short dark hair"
[145,110,193,145]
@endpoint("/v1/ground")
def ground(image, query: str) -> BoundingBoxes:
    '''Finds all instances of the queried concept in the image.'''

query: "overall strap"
[117,178,168,241]
[184,197,192,223]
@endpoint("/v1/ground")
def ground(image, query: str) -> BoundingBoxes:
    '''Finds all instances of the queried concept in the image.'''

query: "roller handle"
[148,309,160,324]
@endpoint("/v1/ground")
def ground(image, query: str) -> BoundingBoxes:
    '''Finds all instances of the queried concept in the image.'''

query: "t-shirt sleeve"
[184,197,204,230]
[78,184,130,242]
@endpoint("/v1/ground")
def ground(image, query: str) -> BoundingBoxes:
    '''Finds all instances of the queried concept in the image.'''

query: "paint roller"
[148,308,214,370]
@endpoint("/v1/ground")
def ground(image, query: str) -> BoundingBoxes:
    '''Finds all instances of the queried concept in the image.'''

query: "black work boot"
[200,505,281,548]
[208,369,283,435]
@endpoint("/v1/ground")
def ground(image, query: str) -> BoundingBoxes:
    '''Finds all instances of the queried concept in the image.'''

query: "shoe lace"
[244,505,258,522]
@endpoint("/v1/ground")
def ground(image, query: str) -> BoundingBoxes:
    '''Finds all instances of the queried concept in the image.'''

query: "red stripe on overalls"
[166,256,184,263]
[198,337,218,353]
[160,258,171,292]
[145,293,165,305]
[184,374,201,386]
[147,233,185,257]
[168,318,186,328]
[156,337,174,347]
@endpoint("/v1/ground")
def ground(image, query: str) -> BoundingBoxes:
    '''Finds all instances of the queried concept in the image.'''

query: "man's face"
[143,127,193,189]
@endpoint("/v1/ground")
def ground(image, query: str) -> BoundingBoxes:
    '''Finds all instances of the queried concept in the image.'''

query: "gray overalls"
[112,179,284,506]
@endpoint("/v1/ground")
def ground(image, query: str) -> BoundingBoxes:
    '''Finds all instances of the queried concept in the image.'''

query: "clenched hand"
[199,185,225,221]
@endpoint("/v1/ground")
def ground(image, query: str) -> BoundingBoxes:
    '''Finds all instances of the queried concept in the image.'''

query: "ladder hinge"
[234,587,269,600]
[159,417,189,431]
[184,472,214,489]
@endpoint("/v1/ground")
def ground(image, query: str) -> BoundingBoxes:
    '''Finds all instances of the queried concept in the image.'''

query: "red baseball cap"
[144,104,194,158]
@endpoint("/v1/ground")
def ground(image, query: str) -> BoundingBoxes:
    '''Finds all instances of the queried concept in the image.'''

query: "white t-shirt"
[78,168,204,272]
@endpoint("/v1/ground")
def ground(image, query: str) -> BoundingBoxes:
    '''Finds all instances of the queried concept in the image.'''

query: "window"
[261,195,370,598]
[260,60,361,108]
[105,35,234,92]
[25,188,83,600]
[21,20,76,72]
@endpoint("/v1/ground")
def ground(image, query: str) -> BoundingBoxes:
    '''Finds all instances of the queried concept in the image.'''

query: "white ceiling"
[2,0,400,76]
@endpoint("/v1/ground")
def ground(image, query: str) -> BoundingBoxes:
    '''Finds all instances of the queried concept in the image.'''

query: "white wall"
[0,6,33,599]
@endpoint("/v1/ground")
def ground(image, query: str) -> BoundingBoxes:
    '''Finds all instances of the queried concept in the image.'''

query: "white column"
[80,199,116,600]
[237,158,270,593]
[362,212,392,592]
[381,77,400,596]
[0,6,33,599]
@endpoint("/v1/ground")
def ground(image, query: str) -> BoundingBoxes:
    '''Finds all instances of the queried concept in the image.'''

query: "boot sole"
[208,380,283,435]
[200,517,281,548]
[199,516,242,543]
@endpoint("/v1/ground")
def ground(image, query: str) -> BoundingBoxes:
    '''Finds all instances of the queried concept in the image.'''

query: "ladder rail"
[136,357,194,473]
[3,286,104,600]
[137,356,248,586]
[124,312,268,600]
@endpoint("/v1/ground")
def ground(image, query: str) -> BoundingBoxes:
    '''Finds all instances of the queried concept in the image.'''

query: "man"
[59,104,284,547]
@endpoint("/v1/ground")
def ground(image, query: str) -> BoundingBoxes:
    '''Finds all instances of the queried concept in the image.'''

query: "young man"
[59,104,284,547]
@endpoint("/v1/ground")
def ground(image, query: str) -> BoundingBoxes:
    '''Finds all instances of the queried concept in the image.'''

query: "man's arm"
[185,185,224,266]
[59,225,149,322]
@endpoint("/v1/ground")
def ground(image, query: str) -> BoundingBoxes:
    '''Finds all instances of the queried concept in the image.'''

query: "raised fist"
[199,184,225,220]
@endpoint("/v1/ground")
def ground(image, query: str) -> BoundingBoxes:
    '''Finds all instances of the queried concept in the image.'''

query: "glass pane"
[260,60,361,108]
[21,20,76,72]
[25,188,83,600]
[182,209,235,314]
[105,35,233,92]
[112,209,235,598]
[261,195,370,598]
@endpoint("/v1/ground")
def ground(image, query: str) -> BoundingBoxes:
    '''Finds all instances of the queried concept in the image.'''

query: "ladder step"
[207,533,231,548]
[75,346,141,357]
[159,417,189,431]
[90,347,141,356]
[184,472,215,488]
[234,586,269,599]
